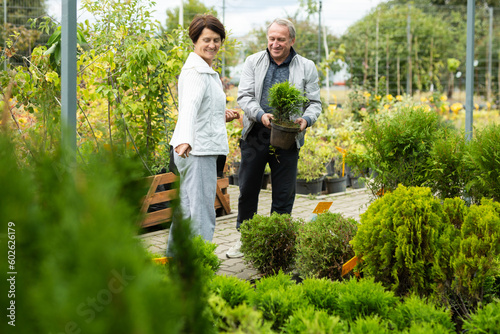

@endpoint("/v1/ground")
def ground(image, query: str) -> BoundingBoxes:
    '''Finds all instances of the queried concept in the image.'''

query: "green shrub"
[351,185,454,297]
[389,295,455,332]
[300,278,342,315]
[208,295,273,333]
[251,271,308,331]
[466,123,500,202]
[425,129,469,200]
[349,315,391,334]
[462,299,500,333]
[283,306,347,334]
[336,277,398,323]
[0,136,214,334]
[240,213,301,276]
[452,198,500,305]
[209,275,255,308]
[192,235,221,277]
[359,105,446,196]
[405,321,456,334]
[295,212,358,280]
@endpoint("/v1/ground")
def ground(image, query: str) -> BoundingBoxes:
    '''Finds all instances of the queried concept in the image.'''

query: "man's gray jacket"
[237,50,322,148]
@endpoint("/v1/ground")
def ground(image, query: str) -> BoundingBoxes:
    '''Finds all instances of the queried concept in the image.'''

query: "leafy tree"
[340,3,463,95]
[0,0,48,64]
[162,0,218,32]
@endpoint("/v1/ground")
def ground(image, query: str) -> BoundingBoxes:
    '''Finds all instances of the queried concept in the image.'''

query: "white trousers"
[166,154,217,257]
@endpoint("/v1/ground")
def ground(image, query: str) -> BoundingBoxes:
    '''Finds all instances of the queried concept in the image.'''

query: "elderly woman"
[167,14,239,257]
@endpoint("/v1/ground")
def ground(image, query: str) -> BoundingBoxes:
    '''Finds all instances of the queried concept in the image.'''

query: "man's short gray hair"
[267,18,296,40]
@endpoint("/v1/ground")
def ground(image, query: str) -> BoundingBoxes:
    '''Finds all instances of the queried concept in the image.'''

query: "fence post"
[465,0,475,141]
[406,4,412,95]
[61,0,77,155]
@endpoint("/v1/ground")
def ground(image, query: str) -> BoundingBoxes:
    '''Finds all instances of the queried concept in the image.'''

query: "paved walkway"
[137,185,374,280]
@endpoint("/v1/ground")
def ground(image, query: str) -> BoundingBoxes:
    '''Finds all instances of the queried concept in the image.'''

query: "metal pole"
[317,0,322,64]
[3,0,6,71]
[375,12,379,96]
[222,0,225,78]
[487,6,493,102]
[406,4,412,95]
[61,0,77,153]
[465,0,475,141]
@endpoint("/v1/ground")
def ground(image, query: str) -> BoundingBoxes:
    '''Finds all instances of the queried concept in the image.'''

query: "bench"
[140,172,231,229]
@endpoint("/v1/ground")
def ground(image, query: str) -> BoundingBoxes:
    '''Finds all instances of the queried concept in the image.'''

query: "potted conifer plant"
[268,81,309,149]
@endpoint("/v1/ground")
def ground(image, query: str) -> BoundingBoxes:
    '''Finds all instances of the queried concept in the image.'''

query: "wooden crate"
[140,172,231,229]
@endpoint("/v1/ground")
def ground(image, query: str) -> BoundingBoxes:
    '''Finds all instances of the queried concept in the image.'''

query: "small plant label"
[312,202,333,214]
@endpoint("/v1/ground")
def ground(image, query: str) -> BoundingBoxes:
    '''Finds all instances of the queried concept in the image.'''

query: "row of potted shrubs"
[345,104,500,203]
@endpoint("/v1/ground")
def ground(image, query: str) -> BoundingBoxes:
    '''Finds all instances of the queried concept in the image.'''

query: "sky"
[47,0,386,38]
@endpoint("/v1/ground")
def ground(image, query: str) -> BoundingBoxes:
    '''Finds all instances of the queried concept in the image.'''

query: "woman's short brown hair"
[189,14,226,44]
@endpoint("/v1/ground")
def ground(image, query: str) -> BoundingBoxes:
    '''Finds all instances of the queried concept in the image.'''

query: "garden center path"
[137,185,374,280]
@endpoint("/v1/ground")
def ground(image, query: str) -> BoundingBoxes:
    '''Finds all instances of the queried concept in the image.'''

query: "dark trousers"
[236,124,299,229]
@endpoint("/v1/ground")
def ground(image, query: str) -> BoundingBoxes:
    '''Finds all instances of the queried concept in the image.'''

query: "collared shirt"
[260,47,297,114]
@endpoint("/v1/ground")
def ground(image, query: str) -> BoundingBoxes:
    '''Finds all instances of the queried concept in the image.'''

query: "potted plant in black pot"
[296,135,330,195]
[324,146,348,194]
[268,81,309,149]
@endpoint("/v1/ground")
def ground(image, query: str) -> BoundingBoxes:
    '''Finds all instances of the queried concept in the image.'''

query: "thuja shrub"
[351,185,455,297]
[462,299,500,333]
[452,198,500,304]
[335,277,398,323]
[0,136,213,334]
[389,295,455,332]
[295,212,358,280]
[282,306,347,334]
[466,123,500,202]
[209,275,255,308]
[425,128,469,200]
[300,278,342,315]
[349,315,391,334]
[359,105,445,196]
[208,295,273,333]
[191,235,221,277]
[240,213,301,276]
[251,271,308,331]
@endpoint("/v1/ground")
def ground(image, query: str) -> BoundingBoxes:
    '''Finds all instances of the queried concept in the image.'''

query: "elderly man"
[226,18,322,258]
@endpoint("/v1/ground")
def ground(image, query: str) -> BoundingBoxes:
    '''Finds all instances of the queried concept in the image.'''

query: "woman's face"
[194,28,222,66]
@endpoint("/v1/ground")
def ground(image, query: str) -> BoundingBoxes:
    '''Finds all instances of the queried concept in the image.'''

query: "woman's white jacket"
[169,52,229,156]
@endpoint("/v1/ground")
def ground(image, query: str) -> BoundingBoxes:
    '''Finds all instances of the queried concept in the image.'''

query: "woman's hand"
[225,109,240,122]
[175,143,191,158]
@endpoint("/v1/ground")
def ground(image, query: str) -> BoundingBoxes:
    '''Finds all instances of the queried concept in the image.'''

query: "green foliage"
[452,198,500,304]
[462,299,500,334]
[191,235,222,277]
[295,212,358,280]
[359,105,445,196]
[300,278,341,315]
[352,185,452,297]
[209,275,255,308]
[297,135,330,181]
[283,306,347,333]
[268,81,309,126]
[466,123,500,202]
[240,213,301,276]
[335,277,399,323]
[251,272,308,331]
[425,128,469,200]
[0,135,214,334]
[349,315,391,334]
[208,295,274,333]
[389,295,455,332]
